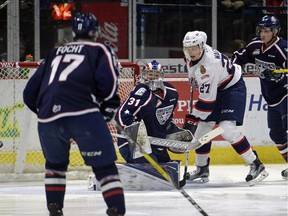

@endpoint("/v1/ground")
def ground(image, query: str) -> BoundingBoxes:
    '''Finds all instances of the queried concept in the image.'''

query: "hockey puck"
[0,141,3,148]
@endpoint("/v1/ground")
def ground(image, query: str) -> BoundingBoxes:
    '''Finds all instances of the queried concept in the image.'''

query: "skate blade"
[248,170,269,186]
[187,177,209,184]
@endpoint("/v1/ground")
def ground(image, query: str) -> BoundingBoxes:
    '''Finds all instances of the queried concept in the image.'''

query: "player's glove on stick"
[262,69,285,82]
[183,114,199,135]
[100,94,120,122]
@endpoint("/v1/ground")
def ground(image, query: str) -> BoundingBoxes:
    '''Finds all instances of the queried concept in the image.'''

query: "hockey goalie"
[88,60,193,190]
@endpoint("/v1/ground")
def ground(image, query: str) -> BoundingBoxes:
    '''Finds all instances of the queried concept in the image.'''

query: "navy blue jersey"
[115,82,178,139]
[232,36,287,105]
[23,42,118,122]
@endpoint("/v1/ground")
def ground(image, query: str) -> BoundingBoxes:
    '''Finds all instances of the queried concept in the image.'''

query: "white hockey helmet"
[183,31,207,62]
[183,31,207,48]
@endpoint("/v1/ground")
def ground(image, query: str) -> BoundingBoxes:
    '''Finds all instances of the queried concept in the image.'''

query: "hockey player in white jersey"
[182,31,269,186]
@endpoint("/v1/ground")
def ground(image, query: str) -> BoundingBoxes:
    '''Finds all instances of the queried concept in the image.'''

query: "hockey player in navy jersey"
[232,15,288,180]
[115,60,192,163]
[182,30,269,186]
[23,13,125,216]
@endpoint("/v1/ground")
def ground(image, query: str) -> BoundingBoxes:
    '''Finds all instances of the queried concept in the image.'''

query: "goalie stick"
[112,120,209,216]
[112,126,224,150]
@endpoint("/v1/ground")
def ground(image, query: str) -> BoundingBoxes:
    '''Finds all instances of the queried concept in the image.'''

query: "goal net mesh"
[0,61,140,179]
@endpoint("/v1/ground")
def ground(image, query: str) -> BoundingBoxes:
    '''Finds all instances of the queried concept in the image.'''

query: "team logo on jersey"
[255,58,276,79]
[221,109,234,114]
[52,104,61,113]
[155,105,174,125]
[252,49,260,55]
[201,74,209,80]
[135,87,147,96]
[200,65,206,74]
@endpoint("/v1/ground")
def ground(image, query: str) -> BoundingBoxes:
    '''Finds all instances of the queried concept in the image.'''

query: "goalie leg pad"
[87,161,181,190]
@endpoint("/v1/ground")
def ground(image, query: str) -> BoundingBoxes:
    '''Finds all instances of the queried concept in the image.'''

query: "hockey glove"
[183,114,199,135]
[262,69,285,83]
[166,121,193,142]
[189,77,199,89]
[100,94,120,122]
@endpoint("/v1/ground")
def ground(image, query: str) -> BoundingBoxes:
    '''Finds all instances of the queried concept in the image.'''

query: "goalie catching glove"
[99,94,120,122]
[166,122,194,154]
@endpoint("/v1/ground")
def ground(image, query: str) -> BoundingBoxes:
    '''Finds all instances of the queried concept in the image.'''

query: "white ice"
[0,164,287,216]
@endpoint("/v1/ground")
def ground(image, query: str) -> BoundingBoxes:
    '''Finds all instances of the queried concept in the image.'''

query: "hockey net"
[0,61,140,181]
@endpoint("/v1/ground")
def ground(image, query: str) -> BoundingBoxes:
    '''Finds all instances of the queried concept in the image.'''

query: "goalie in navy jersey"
[182,31,268,186]
[23,13,125,216]
[232,15,288,180]
[115,60,193,164]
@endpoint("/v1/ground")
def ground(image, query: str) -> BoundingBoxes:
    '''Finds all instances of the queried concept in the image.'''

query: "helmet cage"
[141,60,165,92]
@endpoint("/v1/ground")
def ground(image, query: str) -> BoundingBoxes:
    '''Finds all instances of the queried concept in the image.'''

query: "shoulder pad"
[164,82,176,89]
[131,84,150,97]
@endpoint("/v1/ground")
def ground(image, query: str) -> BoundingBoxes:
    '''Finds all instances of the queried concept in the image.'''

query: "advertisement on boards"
[81,2,129,59]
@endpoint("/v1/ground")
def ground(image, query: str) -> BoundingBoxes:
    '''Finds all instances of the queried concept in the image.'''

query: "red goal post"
[0,61,140,179]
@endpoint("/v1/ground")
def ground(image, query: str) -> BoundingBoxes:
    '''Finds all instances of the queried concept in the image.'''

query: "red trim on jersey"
[103,189,124,198]
[219,74,233,87]
[231,136,246,146]
[45,186,66,191]
[198,97,216,104]
[194,106,213,112]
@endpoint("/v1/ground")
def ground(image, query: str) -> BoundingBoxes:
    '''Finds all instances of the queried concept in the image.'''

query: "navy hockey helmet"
[256,15,281,35]
[72,13,100,39]
[142,60,165,92]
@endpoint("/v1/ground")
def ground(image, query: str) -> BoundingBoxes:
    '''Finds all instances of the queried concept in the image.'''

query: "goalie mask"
[141,60,165,93]
[183,31,207,62]
[72,13,100,40]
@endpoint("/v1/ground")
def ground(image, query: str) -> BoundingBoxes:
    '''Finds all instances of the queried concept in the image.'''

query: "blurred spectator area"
[138,1,287,57]
[0,0,287,60]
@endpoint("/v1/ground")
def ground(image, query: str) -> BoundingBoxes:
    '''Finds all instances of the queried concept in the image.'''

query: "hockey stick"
[112,120,209,216]
[112,127,224,150]
[179,150,189,187]
[179,85,194,187]
[273,69,288,73]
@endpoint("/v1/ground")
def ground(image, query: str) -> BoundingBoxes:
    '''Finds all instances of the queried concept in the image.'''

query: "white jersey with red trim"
[186,45,242,120]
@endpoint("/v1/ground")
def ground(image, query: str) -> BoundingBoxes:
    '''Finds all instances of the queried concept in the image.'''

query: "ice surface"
[0,164,287,216]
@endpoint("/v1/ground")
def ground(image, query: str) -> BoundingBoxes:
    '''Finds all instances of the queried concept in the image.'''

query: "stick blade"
[198,127,224,145]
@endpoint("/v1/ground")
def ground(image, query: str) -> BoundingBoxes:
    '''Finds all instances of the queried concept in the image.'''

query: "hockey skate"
[186,158,210,183]
[48,203,63,216]
[106,207,124,216]
[245,151,269,186]
[281,168,288,180]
